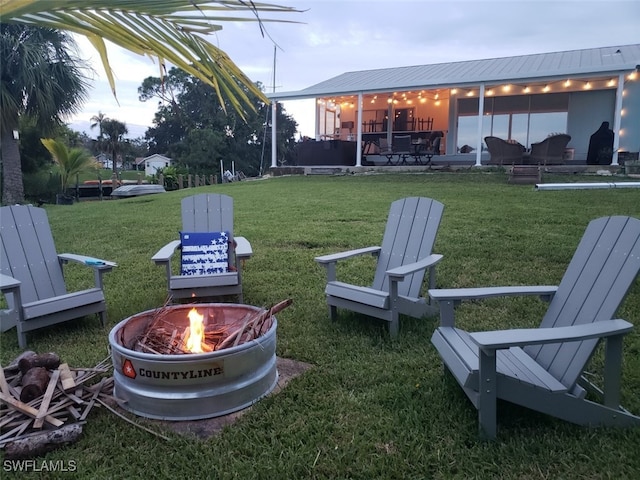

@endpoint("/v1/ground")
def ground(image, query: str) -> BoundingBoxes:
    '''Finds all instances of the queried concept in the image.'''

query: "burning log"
[132,299,293,355]
[217,299,292,350]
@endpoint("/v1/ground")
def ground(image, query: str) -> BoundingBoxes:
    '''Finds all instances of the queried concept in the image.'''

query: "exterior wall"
[144,155,172,177]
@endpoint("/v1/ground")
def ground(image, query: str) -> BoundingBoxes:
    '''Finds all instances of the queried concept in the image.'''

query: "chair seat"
[326,281,389,309]
[22,288,105,320]
[433,327,568,393]
[170,272,239,290]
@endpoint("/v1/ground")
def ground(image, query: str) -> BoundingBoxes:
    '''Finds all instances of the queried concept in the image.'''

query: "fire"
[185,308,205,353]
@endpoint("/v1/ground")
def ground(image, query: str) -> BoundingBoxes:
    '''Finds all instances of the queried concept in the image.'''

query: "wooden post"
[178,174,183,189]
[188,174,193,188]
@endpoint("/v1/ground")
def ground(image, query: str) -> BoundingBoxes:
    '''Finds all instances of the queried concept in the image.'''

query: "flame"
[185,308,205,353]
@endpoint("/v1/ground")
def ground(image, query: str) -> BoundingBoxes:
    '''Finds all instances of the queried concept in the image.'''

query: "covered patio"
[268,44,640,169]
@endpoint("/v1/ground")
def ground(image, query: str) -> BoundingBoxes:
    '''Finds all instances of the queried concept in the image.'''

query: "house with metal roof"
[267,44,640,169]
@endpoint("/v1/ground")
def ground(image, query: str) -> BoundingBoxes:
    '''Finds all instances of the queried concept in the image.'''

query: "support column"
[271,100,277,168]
[475,84,485,167]
[356,92,363,167]
[611,73,625,166]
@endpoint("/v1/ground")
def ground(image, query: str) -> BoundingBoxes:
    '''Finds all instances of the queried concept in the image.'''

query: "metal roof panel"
[270,44,640,100]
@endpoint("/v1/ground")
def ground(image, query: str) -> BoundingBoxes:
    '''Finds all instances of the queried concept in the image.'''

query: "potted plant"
[41,138,99,204]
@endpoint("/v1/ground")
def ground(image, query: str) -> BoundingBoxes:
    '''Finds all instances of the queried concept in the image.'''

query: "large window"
[456,93,569,152]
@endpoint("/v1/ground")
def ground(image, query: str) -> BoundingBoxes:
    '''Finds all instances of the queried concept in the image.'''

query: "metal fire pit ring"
[109,303,278,421]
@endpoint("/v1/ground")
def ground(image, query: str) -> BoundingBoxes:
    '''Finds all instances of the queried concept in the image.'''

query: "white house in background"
[143,154,173,177]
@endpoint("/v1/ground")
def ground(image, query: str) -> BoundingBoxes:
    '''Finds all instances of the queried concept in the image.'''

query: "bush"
[22,169,60,204]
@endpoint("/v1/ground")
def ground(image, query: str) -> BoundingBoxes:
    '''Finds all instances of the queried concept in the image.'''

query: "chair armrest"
[429,285,558,328]
[429,285,558,302]
[0,273,20,291]
[235,236,252,259]
[59,253,117,270]
[315,246,381,284]
[386,254,443,280]
[470,319,633,351]
[152,240,182,264]
[59,254,116,290]
[314,246,381,265]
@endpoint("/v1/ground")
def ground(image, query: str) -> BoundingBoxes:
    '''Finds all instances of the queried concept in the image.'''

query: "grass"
[2,171,640,479]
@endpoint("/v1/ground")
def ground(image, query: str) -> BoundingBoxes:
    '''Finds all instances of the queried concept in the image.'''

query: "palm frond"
[1,0,302,119]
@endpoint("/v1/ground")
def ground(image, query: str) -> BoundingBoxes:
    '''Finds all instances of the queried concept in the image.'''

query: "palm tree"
[102,119,129,174]
[90,111,109,142]
[2,1,301,117]
[0,24,89,205]
[41,138,99,202]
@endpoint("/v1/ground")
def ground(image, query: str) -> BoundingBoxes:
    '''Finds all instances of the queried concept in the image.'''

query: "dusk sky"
[68,0,640,139]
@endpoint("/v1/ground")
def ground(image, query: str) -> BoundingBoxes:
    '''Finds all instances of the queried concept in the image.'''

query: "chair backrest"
[0,205,67,305]
[372,197,444,298]
[484,136,524,165]
[179,194,235,274]
[525,216,640,388]
[530,134,571,163]
[431,136,441,154]
[379,138,392,154]
[181,194,234,236]
[393,135,412,154]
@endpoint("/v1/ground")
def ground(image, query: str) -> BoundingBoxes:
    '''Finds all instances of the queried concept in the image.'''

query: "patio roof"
[269,44,640,101]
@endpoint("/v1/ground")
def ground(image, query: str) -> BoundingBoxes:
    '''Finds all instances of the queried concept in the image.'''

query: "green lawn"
[2,172,640,479]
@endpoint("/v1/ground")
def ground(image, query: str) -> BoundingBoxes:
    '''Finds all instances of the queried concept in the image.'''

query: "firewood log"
[20,367,50,402]
[18,353,61,374]
[4,423,83,460]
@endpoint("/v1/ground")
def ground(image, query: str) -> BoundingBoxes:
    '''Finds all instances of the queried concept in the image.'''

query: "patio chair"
[392,135,413,164]
[378,138,395,165]
[152,193,252,302]
[315,197,444,337]
[0,205,116,348]
[484,136,525,165]
[430,215,640,439]
[529,134,571,165]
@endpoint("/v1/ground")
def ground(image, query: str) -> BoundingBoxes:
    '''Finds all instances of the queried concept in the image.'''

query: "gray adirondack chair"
[430,216,640,439]
[152,193,252,302]
[315,197,444,337]
[0,205,116,348]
